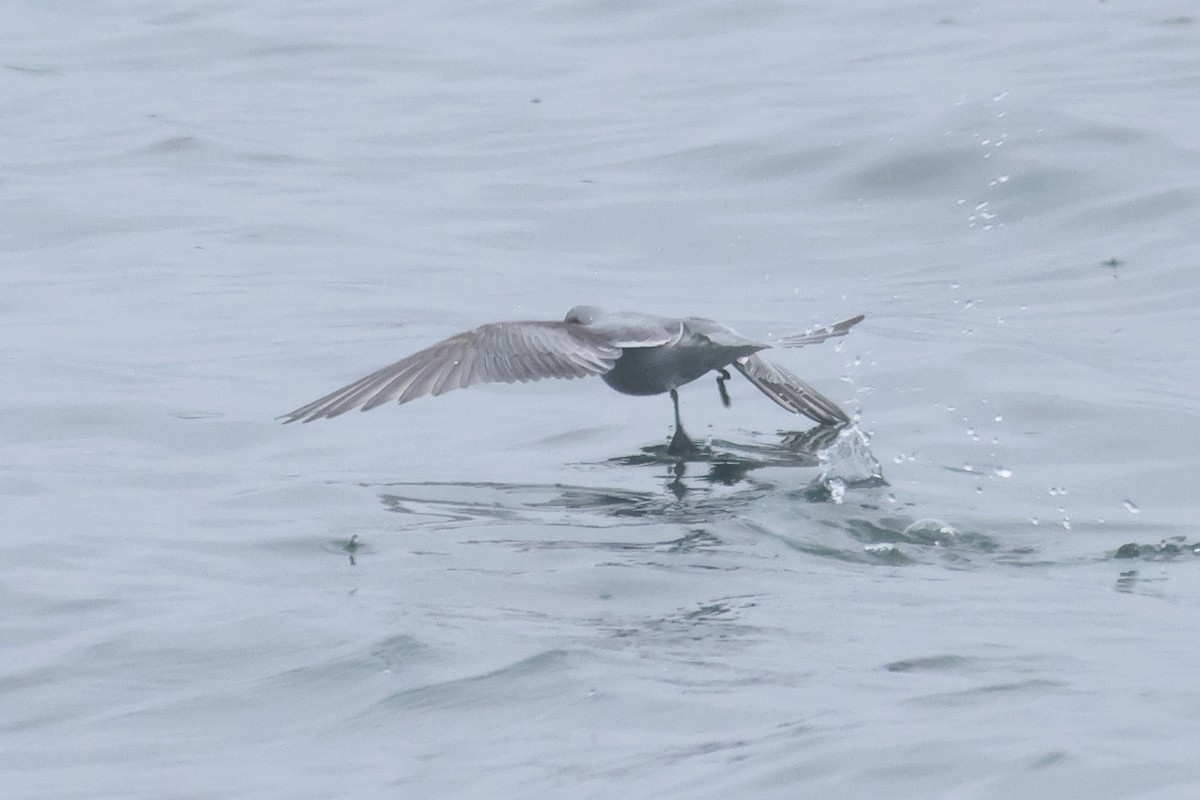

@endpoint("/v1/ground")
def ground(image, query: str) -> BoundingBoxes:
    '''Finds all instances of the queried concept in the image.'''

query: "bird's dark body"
[601,341,763,396]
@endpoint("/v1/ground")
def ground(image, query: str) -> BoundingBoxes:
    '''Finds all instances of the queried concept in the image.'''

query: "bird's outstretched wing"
[280,321,622,423]
[777,314,865,348]
[733,354,850,426]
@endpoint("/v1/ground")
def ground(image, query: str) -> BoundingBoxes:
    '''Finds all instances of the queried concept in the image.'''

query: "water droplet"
[994,415,1003,423]
[1123,500,1140,514]
[893,454,906,464]
[994,467,1012,478]
[963,464,974,472]
[1062,519,1072,531]
[1030,517,1039,526]
[885,493,897,503]
[827,478,847,505]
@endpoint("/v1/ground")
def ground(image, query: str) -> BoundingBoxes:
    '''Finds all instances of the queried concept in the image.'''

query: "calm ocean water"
[3,1,1199,798]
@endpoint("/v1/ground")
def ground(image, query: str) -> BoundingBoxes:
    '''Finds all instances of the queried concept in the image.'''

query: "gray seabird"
[281,306,864,454]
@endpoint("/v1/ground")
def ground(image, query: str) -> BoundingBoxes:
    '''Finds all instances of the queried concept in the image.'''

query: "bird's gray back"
[566,307,681,348]
[593,313,766,396]
[680,316,765,349]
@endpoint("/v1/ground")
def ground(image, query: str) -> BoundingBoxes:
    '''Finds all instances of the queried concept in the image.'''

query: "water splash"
[816,426,885,486]
[827,477,847,505]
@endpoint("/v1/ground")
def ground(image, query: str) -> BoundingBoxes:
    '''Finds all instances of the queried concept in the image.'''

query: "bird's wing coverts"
[280,321,621,423]
[682,316,764,349]
[580,312,681,348]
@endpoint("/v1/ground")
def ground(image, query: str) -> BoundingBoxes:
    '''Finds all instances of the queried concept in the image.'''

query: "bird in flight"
[281,306,864,455]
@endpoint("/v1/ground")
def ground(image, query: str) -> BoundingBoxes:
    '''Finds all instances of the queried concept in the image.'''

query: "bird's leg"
[667,388,700,456]
[716,368,732,408]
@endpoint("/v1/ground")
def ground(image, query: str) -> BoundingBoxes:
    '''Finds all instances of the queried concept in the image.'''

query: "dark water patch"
[909,679,1069,707]
[4,63,62,76]
[119,133,316,172]
[836,147,984,200]
[885,654,974,673]
[1112,536,1200,561]
[365,648,571,715]
[742,512,1009,568]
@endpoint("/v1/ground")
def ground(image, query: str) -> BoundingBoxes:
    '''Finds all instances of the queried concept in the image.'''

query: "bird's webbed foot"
[667,425,702,457]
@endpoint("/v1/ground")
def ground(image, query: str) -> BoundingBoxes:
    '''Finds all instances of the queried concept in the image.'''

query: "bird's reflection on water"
[609,424,884,499]
[365,428,1025,567]
[377,426,885,526]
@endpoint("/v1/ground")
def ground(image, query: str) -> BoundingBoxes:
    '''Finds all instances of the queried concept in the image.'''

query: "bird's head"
[564,305,602,325]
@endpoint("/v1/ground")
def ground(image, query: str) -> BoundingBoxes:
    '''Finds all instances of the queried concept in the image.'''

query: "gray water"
[4,1,1199,798]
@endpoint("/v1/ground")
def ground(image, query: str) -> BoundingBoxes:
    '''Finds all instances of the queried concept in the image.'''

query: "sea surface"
[3,1,1199,798]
